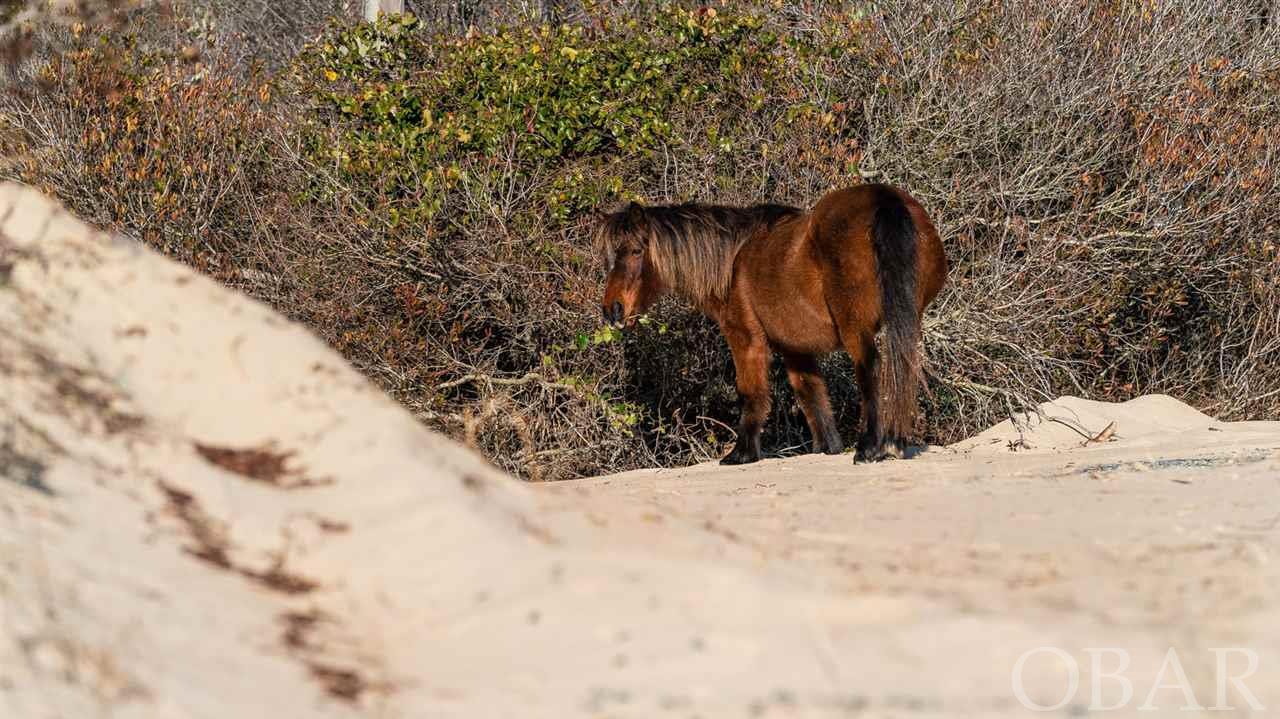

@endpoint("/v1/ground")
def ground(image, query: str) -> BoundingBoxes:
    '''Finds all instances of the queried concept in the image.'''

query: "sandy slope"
[2,183,1279,718]
[540,396,1280,714]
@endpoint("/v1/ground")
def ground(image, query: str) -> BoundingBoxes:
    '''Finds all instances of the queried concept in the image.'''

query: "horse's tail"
[870,185,920,445]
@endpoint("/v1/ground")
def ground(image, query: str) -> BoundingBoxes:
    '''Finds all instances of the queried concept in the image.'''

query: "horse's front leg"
[721,326,771,465]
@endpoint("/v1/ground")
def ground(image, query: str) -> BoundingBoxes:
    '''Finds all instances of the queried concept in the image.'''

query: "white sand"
[3,183,1278,717]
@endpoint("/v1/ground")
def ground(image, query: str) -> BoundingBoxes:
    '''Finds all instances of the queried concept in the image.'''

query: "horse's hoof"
[822,444,844,456]
[855,447,884,463]
[856,439,905,463]
[720,450,761,466]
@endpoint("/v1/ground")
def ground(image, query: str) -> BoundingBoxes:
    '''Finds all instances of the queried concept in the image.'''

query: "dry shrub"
[4,0,1279,480]
[847,0,1280,435]
[169,0,356,68]
[5,45,279,264]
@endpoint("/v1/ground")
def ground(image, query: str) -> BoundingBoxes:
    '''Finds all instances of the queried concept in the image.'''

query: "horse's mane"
[594,201,802,303]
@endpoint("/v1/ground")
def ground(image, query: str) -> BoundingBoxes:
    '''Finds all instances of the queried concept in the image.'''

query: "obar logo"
[1011,647,1263,712]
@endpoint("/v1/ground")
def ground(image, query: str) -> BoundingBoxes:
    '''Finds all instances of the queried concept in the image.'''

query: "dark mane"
[595,201,802,303]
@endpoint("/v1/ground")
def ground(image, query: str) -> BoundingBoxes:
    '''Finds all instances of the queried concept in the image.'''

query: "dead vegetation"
[3,0,1278,480]
[277,608,388,704]
[157,479,320,593]
[193,441,333,489]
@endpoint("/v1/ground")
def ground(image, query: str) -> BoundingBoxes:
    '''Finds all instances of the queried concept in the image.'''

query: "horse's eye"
[629,248,643,256]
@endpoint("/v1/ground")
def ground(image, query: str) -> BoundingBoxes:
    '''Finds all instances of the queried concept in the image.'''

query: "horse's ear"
[623,201,650,239]
[590,206,622,260]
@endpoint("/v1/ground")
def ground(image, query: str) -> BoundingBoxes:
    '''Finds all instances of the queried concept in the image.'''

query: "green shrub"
[288,8,786,224]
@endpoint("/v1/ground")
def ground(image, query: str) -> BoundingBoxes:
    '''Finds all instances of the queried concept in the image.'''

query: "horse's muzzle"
[603,301,624,327]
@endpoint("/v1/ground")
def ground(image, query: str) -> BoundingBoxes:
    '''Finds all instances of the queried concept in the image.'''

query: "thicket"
[4,1,1279,479]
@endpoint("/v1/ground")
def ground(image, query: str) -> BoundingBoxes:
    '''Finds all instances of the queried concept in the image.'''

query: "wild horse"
[597,184,947,464]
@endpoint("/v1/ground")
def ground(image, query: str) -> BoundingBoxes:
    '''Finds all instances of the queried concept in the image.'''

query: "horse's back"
[803,185,887,304]
[807,184,914,251]
[808,184,946,310]
[727,183,945,355]
[731,207,838,354]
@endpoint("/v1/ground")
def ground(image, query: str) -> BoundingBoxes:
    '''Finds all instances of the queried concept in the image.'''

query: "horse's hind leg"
[851,337,885,461]
[845,331,902,462]
[782,352,842,455]
[854,341,908,461]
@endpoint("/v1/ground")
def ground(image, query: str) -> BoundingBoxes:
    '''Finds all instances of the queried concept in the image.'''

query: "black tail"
[869,185,920,444]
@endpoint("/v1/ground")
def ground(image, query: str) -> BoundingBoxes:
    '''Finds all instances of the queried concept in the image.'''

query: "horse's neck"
[694,292,729,325]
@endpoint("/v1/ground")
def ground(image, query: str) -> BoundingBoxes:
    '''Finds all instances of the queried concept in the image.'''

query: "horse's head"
[595,202,666,328]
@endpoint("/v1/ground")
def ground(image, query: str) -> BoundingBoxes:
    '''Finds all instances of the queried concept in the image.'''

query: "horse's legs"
[838,330,896,462]
[721,327,771,465]
[851,335,907,461]
[782,352,842,455]
[851,337,883,461]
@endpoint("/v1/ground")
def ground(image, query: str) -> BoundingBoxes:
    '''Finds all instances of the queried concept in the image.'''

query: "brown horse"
[596,183,947,464]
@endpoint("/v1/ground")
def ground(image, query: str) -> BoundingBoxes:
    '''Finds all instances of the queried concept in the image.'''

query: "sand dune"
[3,183,1278,717]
